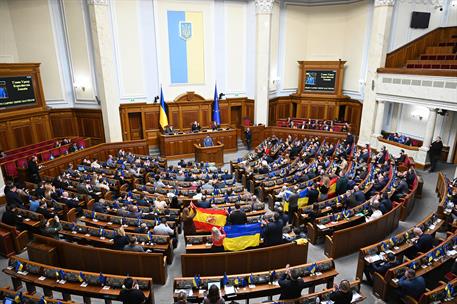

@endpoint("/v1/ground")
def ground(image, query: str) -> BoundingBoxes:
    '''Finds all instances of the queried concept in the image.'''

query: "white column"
[421,108,438,151]
[416,108,438,167]
[254,0,274,126]
[87,0,123,142]
[358,0,395,145]
[373,100,386,136]
[454,166,457,179]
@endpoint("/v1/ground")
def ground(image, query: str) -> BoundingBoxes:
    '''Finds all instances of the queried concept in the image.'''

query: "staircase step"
[425,46,454,54]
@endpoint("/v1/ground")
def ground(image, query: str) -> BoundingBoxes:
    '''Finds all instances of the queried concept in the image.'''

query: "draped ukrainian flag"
[159,88,169,130]
[193,207,227,232]
[223,223,261,251]
[212,84,221,125]
[298,188,309,208]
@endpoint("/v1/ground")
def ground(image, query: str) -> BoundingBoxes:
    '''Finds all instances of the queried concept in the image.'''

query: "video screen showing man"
[0,82,8,99]
[305,72,316,85]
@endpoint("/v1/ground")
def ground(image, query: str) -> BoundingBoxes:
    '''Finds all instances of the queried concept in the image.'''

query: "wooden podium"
[194,141,224,166]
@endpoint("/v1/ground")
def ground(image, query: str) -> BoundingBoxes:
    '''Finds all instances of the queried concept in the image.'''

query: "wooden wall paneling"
[0,123,10,151]
[219,104,229,126]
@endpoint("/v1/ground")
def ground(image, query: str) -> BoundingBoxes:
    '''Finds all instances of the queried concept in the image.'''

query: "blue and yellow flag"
[167,11,205,84]
[159,88,169,130]
[78,271,86,283]
[39,296,47,304]
[213,84,221,125]
[223,223,261,251]
[298,188,309,208]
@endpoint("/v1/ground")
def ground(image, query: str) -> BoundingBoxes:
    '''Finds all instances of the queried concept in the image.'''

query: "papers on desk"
[80,282,88,287]
[365,254,382,263]
[317,224,328,230]
[38,276,46,281]
[175,289,193,297]
[102,285,110,290]
[447,249,457,256]
[392,278,399,284]
[24,218,30,222]
[224,285,236,296]
[351,292,363,303]
[17,271,28,276]
[57,280,66,285]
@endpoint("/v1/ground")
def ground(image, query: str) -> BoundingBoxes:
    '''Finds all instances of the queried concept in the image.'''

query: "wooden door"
[128,113,143,140]
[230,106,242,128]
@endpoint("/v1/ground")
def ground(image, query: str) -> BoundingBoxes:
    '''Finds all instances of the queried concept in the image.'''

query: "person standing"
[245,127,252,151]
[429,136,443,172]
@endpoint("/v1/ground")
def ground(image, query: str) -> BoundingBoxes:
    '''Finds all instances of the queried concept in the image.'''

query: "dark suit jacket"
[288,193,299,210]
[278,274,307,300]
[307,189,319,205]
[6,191,25,209]
[415,233,434,253]
[262,220,283,246]
[398,276,426,298]
[228,210,247,225]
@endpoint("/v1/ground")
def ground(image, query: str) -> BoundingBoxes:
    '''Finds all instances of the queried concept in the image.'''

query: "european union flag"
[212,84,221,125]
[222,273,229,286]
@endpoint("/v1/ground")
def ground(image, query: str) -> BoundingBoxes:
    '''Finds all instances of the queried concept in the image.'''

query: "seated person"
[113,227,130,250]
[191,121,201,132]
[41,216,62,239]
[392,269,425,300]
[363,252,400,284]
[366,201,383,222]
[379,192,392,214]
[119,277,146,304]
[392,178,409,201]
[164,125,175,135]
[197,196,211,208]
[407,227,434,258]
[152,218,174,236]
[329,280,353,304]
[278,264,307,300]
[123,237,144,253]
[203,284,224,304]
[203,135,214,147]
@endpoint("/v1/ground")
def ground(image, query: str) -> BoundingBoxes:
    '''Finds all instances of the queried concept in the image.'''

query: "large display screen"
[304,70,336,92]
[0,76,36,108]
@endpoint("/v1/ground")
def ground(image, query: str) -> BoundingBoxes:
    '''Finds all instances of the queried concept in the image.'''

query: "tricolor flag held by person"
[159,88,169,130]
[328,176,338,198]
[223,223,261,251]
[193,207,227,232]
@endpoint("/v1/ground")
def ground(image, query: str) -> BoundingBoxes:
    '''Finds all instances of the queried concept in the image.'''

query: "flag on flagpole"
[212,84,221,125]
[159,88,169,130]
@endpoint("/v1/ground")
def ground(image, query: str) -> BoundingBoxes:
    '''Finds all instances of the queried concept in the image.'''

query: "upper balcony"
[376,26,457,110]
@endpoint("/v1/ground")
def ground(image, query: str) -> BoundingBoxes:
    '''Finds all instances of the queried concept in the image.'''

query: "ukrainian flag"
[193,207,227,232]
[159,88,169,130]
[167,11,205,84]
[223,223,261,251]
[298,188,309,208]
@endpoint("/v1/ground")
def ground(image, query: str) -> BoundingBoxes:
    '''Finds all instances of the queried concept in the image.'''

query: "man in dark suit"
[306,184,319,206]
[364,252,400,284]
[245,127,252,151]
[164,125,175,135]
[349,186,365,208]
[262,213,284,246]
[379,192,392,214]
[227,203,247,225]
[393,269,426,300]
[191,121,201,132]
[27,156,41,183]
[335,172,348,195]
[278,264,307,300]
[344,132,354,146]
[407,227,434,258]
[5,185,25,209]
[429,136,443,172]
[392,178,409,201]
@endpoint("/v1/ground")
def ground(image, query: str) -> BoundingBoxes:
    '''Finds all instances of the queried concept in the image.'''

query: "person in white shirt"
[192,187,203,201]
[91,159,101,169]
[153,218,174,235]
[154,199,168,210]
[366,201,383,222]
